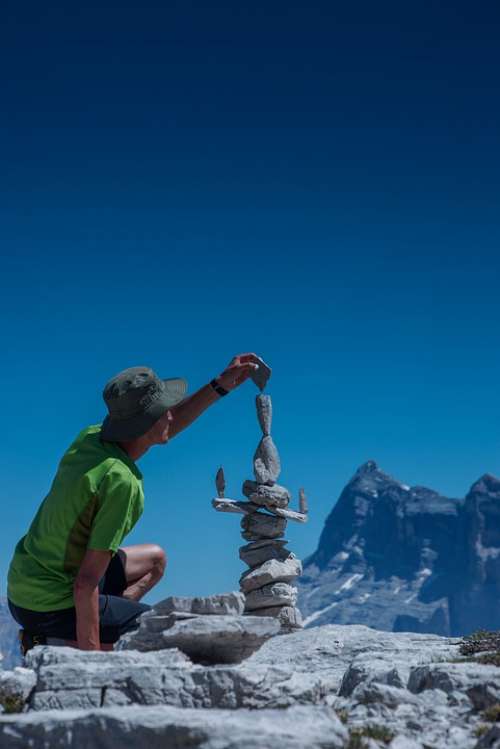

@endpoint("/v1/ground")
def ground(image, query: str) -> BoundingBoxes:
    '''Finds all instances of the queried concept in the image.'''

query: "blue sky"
[1,1,500,601]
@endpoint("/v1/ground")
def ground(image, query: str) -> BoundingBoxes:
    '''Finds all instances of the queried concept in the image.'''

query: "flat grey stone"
[240,557,303,593]
[239,539,290,568]
[256,394,272,435]
[245,583,298,611]
[253,436,281,484]
[243,482,291,509]
[148,592,245,617]
[120,614,279,664]
[0,704,348,749]
[241,512,287,540]
[161,616,279,664]
[247,606,303,629]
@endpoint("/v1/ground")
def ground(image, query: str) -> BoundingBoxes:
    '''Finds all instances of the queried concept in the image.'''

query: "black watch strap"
[210,378,229,397]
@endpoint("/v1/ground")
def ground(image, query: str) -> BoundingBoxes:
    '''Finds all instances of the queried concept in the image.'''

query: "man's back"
[7,425,144,612]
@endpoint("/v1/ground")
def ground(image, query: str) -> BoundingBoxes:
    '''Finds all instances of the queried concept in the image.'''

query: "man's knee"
[150,544,167,577]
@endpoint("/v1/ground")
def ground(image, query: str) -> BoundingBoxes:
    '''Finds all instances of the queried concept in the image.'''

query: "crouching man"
[7,354,259,653]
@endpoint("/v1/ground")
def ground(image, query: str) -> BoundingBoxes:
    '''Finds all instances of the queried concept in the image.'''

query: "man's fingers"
[233,362,258,372]
[238,353,260,364]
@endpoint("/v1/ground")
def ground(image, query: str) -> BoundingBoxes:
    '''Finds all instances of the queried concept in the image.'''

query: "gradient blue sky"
[1,1,500,601]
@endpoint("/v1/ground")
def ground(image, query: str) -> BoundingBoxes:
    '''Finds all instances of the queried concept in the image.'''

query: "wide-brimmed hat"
[101,366,188,441]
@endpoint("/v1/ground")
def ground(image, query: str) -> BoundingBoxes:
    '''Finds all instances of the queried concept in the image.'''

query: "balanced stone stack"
[212,394,308,631]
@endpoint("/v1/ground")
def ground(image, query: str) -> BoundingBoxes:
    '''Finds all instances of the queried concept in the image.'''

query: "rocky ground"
[0,593,499,748]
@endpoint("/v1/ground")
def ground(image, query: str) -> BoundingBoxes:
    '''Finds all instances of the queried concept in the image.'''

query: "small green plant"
[474,723,490,738]
[459,630,500,658]
[476,652,500,667]
[0,694,25,714]
[335,707,349,724]
[346,724,395,747]
[482,703,500,722]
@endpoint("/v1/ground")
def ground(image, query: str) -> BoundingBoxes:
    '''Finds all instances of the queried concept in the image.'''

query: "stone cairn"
[212,393,308,630]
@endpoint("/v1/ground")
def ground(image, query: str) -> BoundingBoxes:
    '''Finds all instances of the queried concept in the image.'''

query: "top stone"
[250,356,272,391]
[256,394,272,436]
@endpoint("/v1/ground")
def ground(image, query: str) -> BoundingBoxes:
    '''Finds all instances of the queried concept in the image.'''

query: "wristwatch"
[210,378,229,397]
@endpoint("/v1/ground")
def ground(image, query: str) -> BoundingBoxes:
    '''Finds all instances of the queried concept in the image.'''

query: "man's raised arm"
[168,352,260,438]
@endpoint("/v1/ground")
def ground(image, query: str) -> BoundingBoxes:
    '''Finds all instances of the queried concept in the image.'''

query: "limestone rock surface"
[0,705,347,748]
[1,623,497,749]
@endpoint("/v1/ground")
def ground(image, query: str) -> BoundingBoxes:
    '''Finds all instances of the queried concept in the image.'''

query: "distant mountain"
[297,461,500,636]
[0,599,21,668]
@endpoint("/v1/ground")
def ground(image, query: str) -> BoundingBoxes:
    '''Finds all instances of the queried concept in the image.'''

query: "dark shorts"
[8,551,151,644]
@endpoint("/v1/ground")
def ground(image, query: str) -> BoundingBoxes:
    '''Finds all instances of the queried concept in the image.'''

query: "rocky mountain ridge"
[298,460,500,636]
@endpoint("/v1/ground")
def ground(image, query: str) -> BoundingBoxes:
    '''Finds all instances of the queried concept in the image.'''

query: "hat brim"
[100,377,188,441]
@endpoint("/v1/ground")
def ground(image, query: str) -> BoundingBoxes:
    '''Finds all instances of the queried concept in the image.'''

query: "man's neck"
[117,438,151,462]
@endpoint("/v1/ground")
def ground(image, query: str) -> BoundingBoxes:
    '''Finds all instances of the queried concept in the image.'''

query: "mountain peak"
[355,460,379,475]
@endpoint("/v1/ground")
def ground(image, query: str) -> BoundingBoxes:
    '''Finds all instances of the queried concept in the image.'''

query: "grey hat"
[101,366,188,441]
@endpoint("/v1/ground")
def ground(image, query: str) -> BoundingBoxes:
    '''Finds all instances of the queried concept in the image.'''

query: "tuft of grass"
[474,724,490,738]
[476,652,500,667]
[335,707,349,724]
[346,724,395,747]
[459,630,500,658]
[482,703,500,723]
[0,694,26,714]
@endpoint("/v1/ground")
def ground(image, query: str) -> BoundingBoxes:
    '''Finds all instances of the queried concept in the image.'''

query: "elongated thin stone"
[212,498,259,515]
[256,394,272,436]
[262,505,308,523]
[299,487,308,515]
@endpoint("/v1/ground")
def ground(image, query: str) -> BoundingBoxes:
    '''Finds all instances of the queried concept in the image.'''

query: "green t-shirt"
[7,425,144,612]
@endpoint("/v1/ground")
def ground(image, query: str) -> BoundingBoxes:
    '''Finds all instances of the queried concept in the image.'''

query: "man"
[7,353,260,652]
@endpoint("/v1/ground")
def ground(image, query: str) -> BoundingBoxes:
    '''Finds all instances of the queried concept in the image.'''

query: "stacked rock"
[212,394,308,631]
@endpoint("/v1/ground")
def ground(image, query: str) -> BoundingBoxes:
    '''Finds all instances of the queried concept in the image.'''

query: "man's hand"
[167,353,263,440]
[216,353,260,392]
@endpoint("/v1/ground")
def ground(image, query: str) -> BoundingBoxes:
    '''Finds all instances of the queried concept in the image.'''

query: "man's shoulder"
[101,457,141,486]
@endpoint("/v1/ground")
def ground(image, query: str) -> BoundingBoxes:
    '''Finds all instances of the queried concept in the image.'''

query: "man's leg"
[117,544,167,601]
